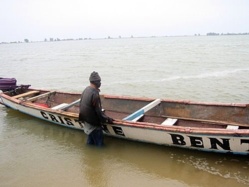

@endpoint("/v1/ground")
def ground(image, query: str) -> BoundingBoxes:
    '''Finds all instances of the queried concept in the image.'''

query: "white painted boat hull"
[1,96,249,155]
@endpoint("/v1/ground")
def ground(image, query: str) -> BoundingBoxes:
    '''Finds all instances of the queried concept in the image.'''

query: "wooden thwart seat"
[52,99,80,111]
[130,114,144,122]
[226,125,239,130]
[13,91,40,99]
[52,103,69,110]
[161,118,178,126]
[27,91,56,102]
[123,99,161,122]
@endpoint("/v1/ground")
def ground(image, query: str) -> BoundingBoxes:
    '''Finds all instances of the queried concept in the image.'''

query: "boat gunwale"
[103,94,249,108]
[1,89,249,136]
[2,97,249,136]
[2,88,249,108]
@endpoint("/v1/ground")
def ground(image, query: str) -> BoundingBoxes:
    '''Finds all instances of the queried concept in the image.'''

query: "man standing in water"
[79,71,113,146]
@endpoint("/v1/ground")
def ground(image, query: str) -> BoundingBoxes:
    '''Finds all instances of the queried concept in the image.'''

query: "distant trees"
[206,32,219,36]
[207,32,249,36]
[24,39,29,43]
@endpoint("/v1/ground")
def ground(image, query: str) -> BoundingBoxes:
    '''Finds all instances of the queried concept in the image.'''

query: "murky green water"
[1,36,249,186]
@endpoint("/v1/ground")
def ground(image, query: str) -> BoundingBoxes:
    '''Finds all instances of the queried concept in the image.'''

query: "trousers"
[87,128,104,146]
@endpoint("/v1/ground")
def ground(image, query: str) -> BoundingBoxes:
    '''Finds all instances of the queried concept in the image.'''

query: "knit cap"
[89,71,101,81]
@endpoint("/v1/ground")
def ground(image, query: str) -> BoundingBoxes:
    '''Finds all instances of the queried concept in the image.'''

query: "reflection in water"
[101,138,249,187]
[1,107,249,187]
[83,148,108,187]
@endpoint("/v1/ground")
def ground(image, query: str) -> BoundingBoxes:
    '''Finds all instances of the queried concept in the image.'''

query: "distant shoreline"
[1,33,249,45]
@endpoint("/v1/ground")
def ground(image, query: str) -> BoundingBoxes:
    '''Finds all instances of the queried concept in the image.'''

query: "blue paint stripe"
[123,109,144,121]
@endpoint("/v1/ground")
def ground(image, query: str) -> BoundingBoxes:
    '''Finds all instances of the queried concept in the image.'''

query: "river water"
[1,36,249,187]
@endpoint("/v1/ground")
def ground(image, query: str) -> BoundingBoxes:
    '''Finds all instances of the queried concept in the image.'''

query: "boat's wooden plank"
[123,99,161,121]
[12,91,40,99]
[131,114,144,122]
[59,99,80,111]
[161,118,178,126]
[51,99,80,111]
[27,91,56,102]
[162,115,249,128]
[227,125,239,130]
[52,103,69,110]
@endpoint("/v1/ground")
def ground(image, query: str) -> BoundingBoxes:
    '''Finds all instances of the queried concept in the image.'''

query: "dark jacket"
[79,86,109,126]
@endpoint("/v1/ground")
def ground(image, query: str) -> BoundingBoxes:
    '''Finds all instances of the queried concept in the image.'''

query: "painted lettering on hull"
[40,111,84,128]
[103,125,125,136]
[39,112,249,153]
[241,139,249,151]
[170,134,232,151]
[103,126,249,153]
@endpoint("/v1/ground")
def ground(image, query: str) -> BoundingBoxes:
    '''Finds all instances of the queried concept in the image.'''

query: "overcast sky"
[0,0,249,42]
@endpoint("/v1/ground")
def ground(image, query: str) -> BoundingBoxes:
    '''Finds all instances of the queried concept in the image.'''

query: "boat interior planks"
[12,90,40,99]
[27,91,56,102]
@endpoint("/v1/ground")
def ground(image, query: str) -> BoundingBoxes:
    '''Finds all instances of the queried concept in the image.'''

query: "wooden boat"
[1,82,249,155]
